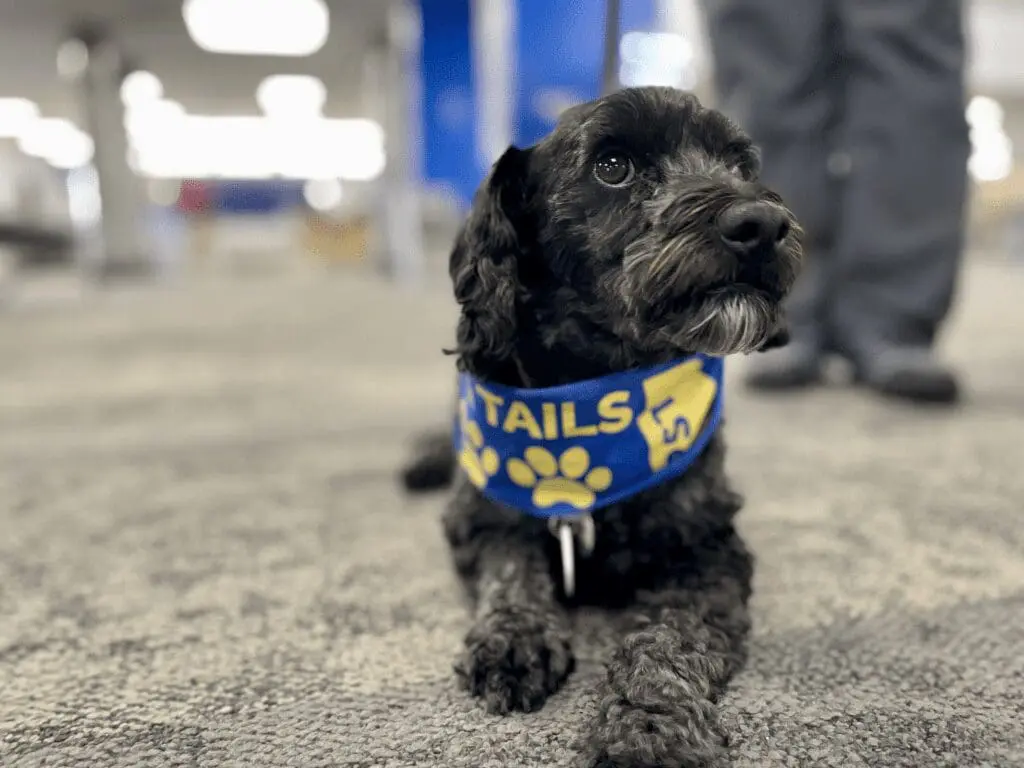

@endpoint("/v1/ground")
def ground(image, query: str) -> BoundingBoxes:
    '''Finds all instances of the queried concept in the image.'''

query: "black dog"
[435,87,801,767]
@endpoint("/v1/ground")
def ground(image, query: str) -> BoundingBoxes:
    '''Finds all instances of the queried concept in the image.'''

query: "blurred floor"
[1,256,1023,767]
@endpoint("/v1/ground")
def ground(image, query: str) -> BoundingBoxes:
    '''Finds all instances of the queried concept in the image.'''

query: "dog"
[434,87,801,767]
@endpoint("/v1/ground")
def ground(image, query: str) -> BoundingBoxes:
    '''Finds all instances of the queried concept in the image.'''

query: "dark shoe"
[853,348,960,405]
[743,342,824,391]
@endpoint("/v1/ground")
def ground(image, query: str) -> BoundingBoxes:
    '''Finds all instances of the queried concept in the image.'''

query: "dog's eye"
[593,152,635,187]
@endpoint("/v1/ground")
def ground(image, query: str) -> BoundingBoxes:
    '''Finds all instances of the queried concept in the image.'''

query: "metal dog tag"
[549,514,596,597]
[556,523,576,597]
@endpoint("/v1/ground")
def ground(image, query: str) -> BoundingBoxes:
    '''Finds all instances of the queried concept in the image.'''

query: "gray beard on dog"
[613,229,784,357]
[672,291,780,355]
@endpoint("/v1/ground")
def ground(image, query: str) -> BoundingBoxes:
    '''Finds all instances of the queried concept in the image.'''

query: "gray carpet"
[1,261,1023,767]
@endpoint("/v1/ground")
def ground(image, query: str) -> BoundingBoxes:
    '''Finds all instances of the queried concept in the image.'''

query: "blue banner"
[513,0,658,148]
[418,0,662,209]
[419,0,481,209]
[211,181,304,214]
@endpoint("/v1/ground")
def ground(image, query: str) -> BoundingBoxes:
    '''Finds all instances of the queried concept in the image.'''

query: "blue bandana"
[454,354,725,519]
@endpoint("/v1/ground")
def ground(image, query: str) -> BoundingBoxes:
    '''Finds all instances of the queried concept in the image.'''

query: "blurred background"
[0,0,1020,300]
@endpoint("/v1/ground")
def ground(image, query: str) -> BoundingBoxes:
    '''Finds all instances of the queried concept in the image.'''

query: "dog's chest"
[543,499,707,607]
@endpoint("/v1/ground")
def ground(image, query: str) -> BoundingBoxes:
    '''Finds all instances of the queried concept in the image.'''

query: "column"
[64,22,150,280]
[470,0,515,173]
[378,0,426,286]
[419,0,481,210]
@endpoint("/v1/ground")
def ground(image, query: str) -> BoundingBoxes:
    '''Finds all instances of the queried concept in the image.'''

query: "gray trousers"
[703,0,971,357]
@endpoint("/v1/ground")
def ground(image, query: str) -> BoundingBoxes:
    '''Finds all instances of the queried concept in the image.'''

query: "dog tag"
[556,523,576,597]
[576,514,596,556]
[548,515,596,597]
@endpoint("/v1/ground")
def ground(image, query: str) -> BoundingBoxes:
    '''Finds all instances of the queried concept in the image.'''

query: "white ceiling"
[0,0,388,121]
[3,0,1023,128]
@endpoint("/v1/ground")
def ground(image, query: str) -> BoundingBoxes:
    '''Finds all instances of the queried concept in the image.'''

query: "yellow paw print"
[507,446,612,510]
[458,415,500,489]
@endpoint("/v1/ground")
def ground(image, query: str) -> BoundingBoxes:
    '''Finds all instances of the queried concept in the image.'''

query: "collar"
[453,354,725,519]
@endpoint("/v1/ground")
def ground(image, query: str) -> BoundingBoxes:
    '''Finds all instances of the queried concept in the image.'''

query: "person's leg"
[703,0,845,389]
[831,0,969,403]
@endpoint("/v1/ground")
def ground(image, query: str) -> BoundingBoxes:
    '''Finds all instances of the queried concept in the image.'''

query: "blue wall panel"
[418,0,660,208]
[419,0,481,208]
[513,0,658,148]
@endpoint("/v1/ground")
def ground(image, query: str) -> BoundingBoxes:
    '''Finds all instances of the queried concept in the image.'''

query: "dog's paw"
[579,699,728,768]
[400,451,454,492]
[455,608,574,714]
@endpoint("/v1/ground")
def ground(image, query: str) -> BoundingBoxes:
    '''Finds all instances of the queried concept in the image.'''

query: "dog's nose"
[717,201,790,254]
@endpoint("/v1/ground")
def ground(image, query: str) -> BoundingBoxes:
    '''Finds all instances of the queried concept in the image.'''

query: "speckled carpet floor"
[1,260,1023,767]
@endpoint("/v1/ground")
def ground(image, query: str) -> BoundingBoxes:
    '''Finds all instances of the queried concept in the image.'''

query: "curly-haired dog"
[439,87,801,767]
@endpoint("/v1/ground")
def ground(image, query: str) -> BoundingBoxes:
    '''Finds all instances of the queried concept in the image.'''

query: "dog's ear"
[450,146,531,359]
[757,324,790,352]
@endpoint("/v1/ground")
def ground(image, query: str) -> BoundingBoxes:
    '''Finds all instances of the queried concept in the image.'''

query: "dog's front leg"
[445,500,573,714]
[455,538,574,714]
[581,540,752,768]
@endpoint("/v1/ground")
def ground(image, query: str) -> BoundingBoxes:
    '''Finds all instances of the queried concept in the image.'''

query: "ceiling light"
[257,74,327,118]
[17,118,94,169]
[48,138,96,169]
[57,39,89,80]
[620,32,694,68]
[66,166,102,227]
[0,98,40,138]
[127,114,385,180]
[965,95,1013,183]
[969,126,1013,183]
[121,70,164,106]
[124,99,186,143]
[147,179,184,207]
[967,96,1002,128]
[969,138,1013,183]
[303,178,343,211]
[619,32,697,88]
[182,0,330,57]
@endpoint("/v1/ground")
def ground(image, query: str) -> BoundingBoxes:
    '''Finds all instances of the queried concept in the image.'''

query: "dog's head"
[450,87,803,373]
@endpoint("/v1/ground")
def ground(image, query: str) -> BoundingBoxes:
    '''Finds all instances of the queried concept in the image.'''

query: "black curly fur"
[400,427,456,492]
[436,87,802,767]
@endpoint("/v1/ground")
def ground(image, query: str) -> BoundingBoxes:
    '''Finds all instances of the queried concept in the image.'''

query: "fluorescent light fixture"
[48,137,96,169]
[620,32,694,68]
[57,39,89,80]
[128,114,385,180]
[124,99,186,143]
[966,96,1003,130]
[182,0,330,57]
[969,128,1013,183]
[121,70,164,106]
[147,179,184,207]
[303,178,343,211]
[619,32,697,88]
[257,74,327,118]
[966,95,1013,183]
[17,117,94,169]
[66,165,102,227]
[0,98,40,138]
